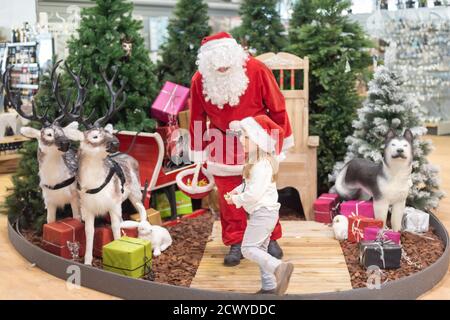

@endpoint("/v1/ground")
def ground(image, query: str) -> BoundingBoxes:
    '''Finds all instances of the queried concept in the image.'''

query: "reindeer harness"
[44,176,77,190]
[77,156,126,194]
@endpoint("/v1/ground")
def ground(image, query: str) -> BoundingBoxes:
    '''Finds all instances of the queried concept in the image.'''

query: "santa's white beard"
[197,44,249,109]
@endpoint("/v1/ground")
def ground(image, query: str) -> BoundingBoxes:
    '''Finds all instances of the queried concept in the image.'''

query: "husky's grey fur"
[334,129,414,231]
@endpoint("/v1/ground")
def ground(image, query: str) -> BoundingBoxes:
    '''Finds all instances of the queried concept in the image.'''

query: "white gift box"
[402,207,430,233]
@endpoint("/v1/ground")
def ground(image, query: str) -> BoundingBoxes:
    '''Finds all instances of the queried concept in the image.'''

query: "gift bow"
[351,218,364,242]
[66,241,80,260]
[162,85,180,112]
[376,228,389,242]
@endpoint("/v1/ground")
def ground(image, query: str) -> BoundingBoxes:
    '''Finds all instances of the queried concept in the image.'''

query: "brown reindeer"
[64,67,148,265]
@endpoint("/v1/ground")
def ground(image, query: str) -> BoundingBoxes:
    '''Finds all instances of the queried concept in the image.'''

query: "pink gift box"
[314,193,340,223]
[363,227,401,245]
[151,81,189,123]
[340,200,374,219]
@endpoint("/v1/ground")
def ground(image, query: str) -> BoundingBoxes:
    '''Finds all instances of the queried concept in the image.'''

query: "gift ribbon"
[351,218,364,242]
[349,200,367,217]
[161,85,179,112]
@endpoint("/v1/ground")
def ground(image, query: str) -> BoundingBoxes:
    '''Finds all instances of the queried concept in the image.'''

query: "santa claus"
[189,32,294,266]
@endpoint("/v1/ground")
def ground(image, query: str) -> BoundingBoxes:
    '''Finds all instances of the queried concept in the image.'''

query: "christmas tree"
[330,66,444,211]
[290,0,318,27]
[156,0,211,87]
[4,65,61,231]
[232,0,287,55]
[66,0,159,132]
[286,0,372,193]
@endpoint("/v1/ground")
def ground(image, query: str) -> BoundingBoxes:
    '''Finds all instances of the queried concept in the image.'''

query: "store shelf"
[7,41,37,47]
[11,84,38,90]
[11,63,38,68]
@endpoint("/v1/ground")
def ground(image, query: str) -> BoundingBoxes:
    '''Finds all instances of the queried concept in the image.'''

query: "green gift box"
[156,190,193,218]
[102,236,152,278]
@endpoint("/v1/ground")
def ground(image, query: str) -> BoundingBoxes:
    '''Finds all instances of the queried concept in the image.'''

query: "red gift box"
[43,218,86,259]
[314,193,340,223]
[93,226,138,258]
[348,216,384,243]
[151,81,189,123]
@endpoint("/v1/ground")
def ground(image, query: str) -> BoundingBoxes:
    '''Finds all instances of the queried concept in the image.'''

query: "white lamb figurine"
[138,220,173,256]
[332,215,348,240]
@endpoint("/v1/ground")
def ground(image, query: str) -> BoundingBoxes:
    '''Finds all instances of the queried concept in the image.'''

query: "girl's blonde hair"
[242,144,279,182]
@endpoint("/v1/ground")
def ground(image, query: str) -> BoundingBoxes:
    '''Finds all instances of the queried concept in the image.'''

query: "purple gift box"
[340,200,374,219]
[151,81,189,123]
[363,227,401,245]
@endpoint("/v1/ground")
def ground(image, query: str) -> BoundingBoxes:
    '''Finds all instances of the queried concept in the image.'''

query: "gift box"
[363,227,401,245]
[402,207,429,233]
[151,81,189,123]
[130,208,162,226]
[156,190,193,218]
[359,241,402,269]
[348,216,384,243]
[340,200,374,219]
[178,109,190,130]
[314,193,340,223]
[42,218,86,259]
[93,226,139,258]
[102,236,152,278]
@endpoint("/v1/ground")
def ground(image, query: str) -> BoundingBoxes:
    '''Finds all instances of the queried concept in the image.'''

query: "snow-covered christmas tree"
[330,66,444,211]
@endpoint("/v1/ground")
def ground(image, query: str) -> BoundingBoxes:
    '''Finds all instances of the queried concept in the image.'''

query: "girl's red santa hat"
[200,32,239,52]
[230,115,285,155]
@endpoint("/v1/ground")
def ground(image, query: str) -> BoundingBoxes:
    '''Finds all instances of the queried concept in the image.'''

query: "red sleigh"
[115,130,195,217]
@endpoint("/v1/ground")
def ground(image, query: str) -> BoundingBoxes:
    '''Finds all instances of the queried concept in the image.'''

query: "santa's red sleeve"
[259,62,294,151]
[189,72,208,163]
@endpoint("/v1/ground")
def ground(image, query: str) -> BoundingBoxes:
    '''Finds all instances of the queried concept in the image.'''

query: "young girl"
[225,115,294,296]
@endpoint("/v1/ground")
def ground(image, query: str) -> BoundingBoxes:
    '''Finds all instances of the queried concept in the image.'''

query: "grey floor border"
[7,213,450,300]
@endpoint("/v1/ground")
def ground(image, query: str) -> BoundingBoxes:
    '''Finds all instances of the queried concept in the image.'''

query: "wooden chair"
[256,52,319,220]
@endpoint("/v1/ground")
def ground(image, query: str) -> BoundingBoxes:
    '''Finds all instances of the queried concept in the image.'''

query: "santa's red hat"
[230,115,285,155]
[200,32,238,51]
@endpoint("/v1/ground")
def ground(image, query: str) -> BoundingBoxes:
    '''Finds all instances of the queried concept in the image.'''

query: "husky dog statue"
[334,129,414,231]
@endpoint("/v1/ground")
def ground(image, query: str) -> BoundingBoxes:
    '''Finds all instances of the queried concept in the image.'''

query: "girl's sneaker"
[274,262,294,296]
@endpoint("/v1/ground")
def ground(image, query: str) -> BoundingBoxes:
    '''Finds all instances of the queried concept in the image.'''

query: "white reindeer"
[2,62,83,223]
[64,67,148,265]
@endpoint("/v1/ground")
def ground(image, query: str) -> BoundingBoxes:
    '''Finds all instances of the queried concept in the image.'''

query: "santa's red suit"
[189,32,293,246]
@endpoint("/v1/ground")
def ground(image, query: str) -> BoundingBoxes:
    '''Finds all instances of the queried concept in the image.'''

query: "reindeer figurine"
[2,61,85,223]
[64,67,148,265]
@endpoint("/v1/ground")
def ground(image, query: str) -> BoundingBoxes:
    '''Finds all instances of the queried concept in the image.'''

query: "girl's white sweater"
[231,158,280,213]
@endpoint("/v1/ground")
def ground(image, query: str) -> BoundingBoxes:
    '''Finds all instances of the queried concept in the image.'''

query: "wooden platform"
[190,221,353,294]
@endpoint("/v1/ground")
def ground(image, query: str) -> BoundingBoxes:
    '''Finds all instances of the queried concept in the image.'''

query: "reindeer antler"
[94,66,127,127]
[2,65,51,127]
[52,60,95,128]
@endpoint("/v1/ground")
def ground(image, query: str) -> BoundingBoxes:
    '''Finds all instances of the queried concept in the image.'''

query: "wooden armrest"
[307,136,319,147]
